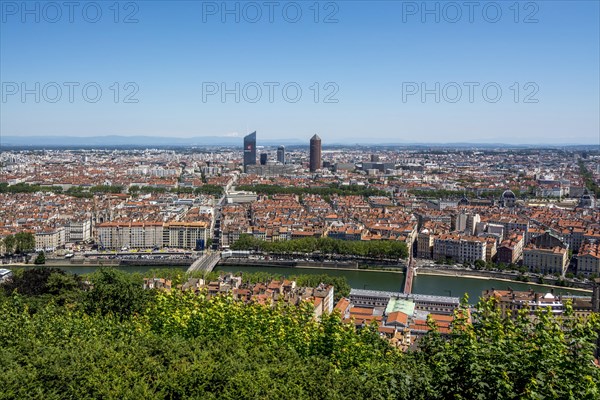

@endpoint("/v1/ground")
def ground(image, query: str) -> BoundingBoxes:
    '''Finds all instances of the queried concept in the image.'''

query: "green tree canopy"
[0,270,598,399]
[2,234,16,254]
[85,268,152,318]
[14,232,35,253]
[34,251,46,265]
[231,234,408,259]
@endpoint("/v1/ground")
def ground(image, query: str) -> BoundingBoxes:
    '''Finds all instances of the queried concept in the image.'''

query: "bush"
[34,251,45,265]
[85,268,152,318]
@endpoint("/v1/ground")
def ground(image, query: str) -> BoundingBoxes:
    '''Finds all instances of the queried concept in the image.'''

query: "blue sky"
[1,0,599,145]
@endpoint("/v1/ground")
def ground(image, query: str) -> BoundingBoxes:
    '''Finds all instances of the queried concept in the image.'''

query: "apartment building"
[417,229,435,258]
[483,288,564,317]
[460,236,487,263]
[523,245,568,275]
[488,217,529,239]
[97,222,164,250]
[522,231,569,275]
[313,283,335,315]
[35,227,66,252]
[433,234,460,261]
[221,228,247,248]
[497,232,524,264]
[65,219,92,243]
[455,212,480,235]
[327,225,363,241]
[98,221,210,250]
[433,234,487,263]
[576,241,600,277]
[163,222,209,250]
[485,237,497,263]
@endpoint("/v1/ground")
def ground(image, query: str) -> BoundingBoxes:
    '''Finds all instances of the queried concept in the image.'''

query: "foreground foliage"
[0,268,599,399]
[420,298,600,400]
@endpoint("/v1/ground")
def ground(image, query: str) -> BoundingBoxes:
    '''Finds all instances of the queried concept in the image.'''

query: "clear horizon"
[1,1,599,145]
[2,133,598,147]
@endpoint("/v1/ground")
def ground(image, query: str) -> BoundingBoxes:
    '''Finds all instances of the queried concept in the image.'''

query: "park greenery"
[230,234,409,260]
[0,182,126,198]
[0,182,62,194]
[0,267,599,399]
[0,182,224,198]
[408,188,521,199]
[236,183,389,198]
[0,232,35,255]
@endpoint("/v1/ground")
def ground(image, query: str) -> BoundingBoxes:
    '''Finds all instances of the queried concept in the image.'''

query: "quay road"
[187,251,221,274]
[211,173,238,251]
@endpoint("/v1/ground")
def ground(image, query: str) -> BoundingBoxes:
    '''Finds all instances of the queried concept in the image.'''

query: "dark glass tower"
[243,131,256,172]
[260,153,268,165]
[309,134,322,172]
[277,146,285,164]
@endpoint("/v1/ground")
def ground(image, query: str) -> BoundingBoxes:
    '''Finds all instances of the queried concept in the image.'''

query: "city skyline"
[1,1,600,395]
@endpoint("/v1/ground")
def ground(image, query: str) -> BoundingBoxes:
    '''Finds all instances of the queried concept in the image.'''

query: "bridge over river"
[187,252,221,274]
[402,253,416,294]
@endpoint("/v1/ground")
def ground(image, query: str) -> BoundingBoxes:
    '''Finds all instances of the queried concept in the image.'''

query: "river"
[214,265,590,300]
[8,264,590,300]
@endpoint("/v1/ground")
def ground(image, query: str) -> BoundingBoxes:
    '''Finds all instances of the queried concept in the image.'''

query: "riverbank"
[418,267,593,292]
[8,264,188,276]
[219,258,359,270]
[40,258,193,268]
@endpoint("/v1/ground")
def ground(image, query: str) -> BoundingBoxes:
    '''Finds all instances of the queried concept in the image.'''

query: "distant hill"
[0,135,597,150]
[0,135,305,148]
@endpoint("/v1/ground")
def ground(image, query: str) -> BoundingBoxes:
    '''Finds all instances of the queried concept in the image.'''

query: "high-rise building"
[243,131,256,172]
[260,153,268,165]
[277,145,285,164]
[309,134,322,172]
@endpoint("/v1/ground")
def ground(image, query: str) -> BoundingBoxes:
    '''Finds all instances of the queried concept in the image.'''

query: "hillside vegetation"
[0,268,599,399]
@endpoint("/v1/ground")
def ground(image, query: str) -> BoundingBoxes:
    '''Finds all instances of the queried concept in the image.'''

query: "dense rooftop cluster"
[1,148,599,276]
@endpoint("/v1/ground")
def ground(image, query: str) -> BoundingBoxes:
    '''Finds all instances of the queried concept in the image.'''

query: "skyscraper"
[260,153,268,165]
[309,134,322,172]
[277,145,285,164]
[243,131,256,172]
